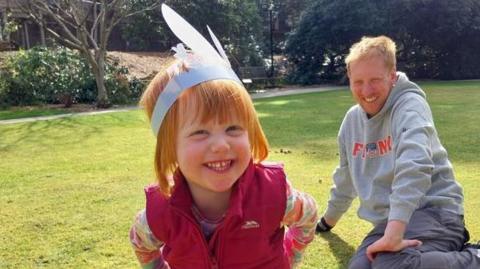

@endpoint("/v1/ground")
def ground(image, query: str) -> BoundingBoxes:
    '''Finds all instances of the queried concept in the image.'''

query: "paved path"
[249,85,345,99]
[0,107,138,125]
[0,85,346,125]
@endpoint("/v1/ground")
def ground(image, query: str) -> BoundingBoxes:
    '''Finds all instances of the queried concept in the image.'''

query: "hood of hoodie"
[368,72,426,120]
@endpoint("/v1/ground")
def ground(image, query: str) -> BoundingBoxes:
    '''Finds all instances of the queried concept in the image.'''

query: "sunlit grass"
[0,81,478,268]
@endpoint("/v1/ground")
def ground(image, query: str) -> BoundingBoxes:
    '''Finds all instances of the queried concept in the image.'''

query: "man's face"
[348,56,397,117]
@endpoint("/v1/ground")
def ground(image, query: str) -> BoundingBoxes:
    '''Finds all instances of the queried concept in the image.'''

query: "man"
[317,35,479,269]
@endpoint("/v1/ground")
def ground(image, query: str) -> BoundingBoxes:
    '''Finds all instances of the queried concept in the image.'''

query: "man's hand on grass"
[316,216,336,233]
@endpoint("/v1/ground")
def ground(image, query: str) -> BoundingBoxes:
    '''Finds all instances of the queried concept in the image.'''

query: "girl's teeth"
[365,96,377,102]
[207,161,231,171]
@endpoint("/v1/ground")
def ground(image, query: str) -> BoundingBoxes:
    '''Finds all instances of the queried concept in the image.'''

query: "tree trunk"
[20,0,161,106]
[94,50,110,108]
[39,13,46,46]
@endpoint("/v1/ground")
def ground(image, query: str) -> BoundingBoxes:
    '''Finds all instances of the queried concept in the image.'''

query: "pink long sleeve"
[282,180,318,268]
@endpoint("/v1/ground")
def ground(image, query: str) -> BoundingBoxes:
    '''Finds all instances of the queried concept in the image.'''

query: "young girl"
[129,4,318,269]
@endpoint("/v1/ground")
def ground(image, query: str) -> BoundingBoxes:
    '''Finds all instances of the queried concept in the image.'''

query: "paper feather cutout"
[161,4,228,66]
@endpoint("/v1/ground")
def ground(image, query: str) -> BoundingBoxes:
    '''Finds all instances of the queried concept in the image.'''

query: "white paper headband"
[150,4,243,136]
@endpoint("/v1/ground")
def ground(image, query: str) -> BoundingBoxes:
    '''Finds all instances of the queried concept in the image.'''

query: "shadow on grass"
[0,117,93,146]
[0,111,146,152]
[319,232,356,268]
[0,116,100,152]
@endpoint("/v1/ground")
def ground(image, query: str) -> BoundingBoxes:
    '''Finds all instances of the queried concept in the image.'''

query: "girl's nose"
[210,136,230,153]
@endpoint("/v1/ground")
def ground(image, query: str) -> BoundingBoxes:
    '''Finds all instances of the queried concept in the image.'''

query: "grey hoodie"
[324,72,464,225]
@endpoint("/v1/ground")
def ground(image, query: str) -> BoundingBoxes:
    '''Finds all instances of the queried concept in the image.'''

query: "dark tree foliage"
[391,0,480,79]
[221,0,265,67]
[256,0,313,54]
[121,0,167,51]
[121,0,265,68]
[285,0,387,84]
[286,0,480,83]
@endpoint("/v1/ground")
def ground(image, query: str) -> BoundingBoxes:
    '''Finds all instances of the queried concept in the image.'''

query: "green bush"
[105,61,131,104]
[0,46,143,106]
[0,70,10,107]
[128,77,146,102]
[1,47,92,106]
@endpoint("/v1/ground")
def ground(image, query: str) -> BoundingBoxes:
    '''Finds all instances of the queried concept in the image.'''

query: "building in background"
[0,0,127,51]
[0,0,44,50]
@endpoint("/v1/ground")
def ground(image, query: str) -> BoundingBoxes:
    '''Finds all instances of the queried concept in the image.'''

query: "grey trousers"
[348,207,480,269]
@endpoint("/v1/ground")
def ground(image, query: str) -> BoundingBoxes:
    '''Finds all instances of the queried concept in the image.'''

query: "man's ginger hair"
[140,59,269,196]
[345,35,397,74]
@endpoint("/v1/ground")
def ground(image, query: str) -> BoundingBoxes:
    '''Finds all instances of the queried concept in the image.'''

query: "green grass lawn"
[0,81,479,268]
[0,106,73,120]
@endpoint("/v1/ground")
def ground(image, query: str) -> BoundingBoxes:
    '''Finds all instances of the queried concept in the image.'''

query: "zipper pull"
[211,256,218,269]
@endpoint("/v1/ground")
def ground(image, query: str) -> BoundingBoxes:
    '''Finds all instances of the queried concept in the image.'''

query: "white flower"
[171,43,188,61]
[171,43,205,68]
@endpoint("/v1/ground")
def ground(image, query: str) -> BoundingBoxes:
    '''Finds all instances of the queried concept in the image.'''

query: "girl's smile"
[205,160,233,172]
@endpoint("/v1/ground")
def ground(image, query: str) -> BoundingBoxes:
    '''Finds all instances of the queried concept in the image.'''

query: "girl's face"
[176,113,251,198]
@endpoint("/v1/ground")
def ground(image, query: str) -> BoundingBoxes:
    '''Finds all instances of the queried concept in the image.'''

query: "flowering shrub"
[0,46,143,106]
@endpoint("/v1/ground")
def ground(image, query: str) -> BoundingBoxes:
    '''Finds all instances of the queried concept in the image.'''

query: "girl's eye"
[189,130,208,137]
[226,125,244,135]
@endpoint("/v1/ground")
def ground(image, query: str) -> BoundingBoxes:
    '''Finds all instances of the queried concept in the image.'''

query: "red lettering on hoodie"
[378,136,392,155]
[353,143,364,157]
[352,136,392,158]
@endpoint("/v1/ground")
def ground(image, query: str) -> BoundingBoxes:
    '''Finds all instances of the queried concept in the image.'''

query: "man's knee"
[371,249,421,269]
